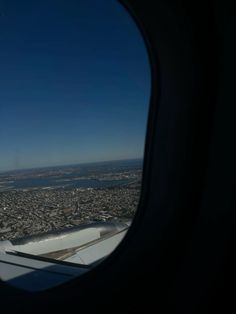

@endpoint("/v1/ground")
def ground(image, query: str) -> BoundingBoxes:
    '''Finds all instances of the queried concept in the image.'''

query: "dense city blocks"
[0,159,142,241]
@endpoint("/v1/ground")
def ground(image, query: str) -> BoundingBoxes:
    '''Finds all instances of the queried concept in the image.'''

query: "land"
[0,162,142,241]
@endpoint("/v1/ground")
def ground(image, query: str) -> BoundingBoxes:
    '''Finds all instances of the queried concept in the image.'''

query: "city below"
[0,159,142,241]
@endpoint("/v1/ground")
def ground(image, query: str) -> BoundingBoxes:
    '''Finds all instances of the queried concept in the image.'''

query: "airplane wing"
[0,221,130,291]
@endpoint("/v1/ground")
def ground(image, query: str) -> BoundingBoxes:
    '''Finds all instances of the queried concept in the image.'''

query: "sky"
[0,0,151,172]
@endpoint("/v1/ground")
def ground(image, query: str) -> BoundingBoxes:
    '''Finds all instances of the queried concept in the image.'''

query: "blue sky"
[0,0,150,172]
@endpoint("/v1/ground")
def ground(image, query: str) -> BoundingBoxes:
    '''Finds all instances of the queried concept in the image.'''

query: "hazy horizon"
[0,156,143,174]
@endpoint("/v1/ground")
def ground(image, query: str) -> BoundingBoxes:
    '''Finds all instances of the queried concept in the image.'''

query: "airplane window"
[0,0,150,274]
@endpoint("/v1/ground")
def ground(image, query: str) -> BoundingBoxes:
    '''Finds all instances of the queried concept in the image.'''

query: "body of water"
[0,159,142,192]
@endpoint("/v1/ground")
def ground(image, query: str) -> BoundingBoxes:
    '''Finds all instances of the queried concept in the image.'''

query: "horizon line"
[0,157,143,174]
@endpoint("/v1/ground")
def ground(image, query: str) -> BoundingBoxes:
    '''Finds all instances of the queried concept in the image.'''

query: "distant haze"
[0,157,143,174]
[0,0,150,172]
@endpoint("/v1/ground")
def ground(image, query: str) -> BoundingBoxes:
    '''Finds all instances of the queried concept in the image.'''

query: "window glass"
[0,0,150,265]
